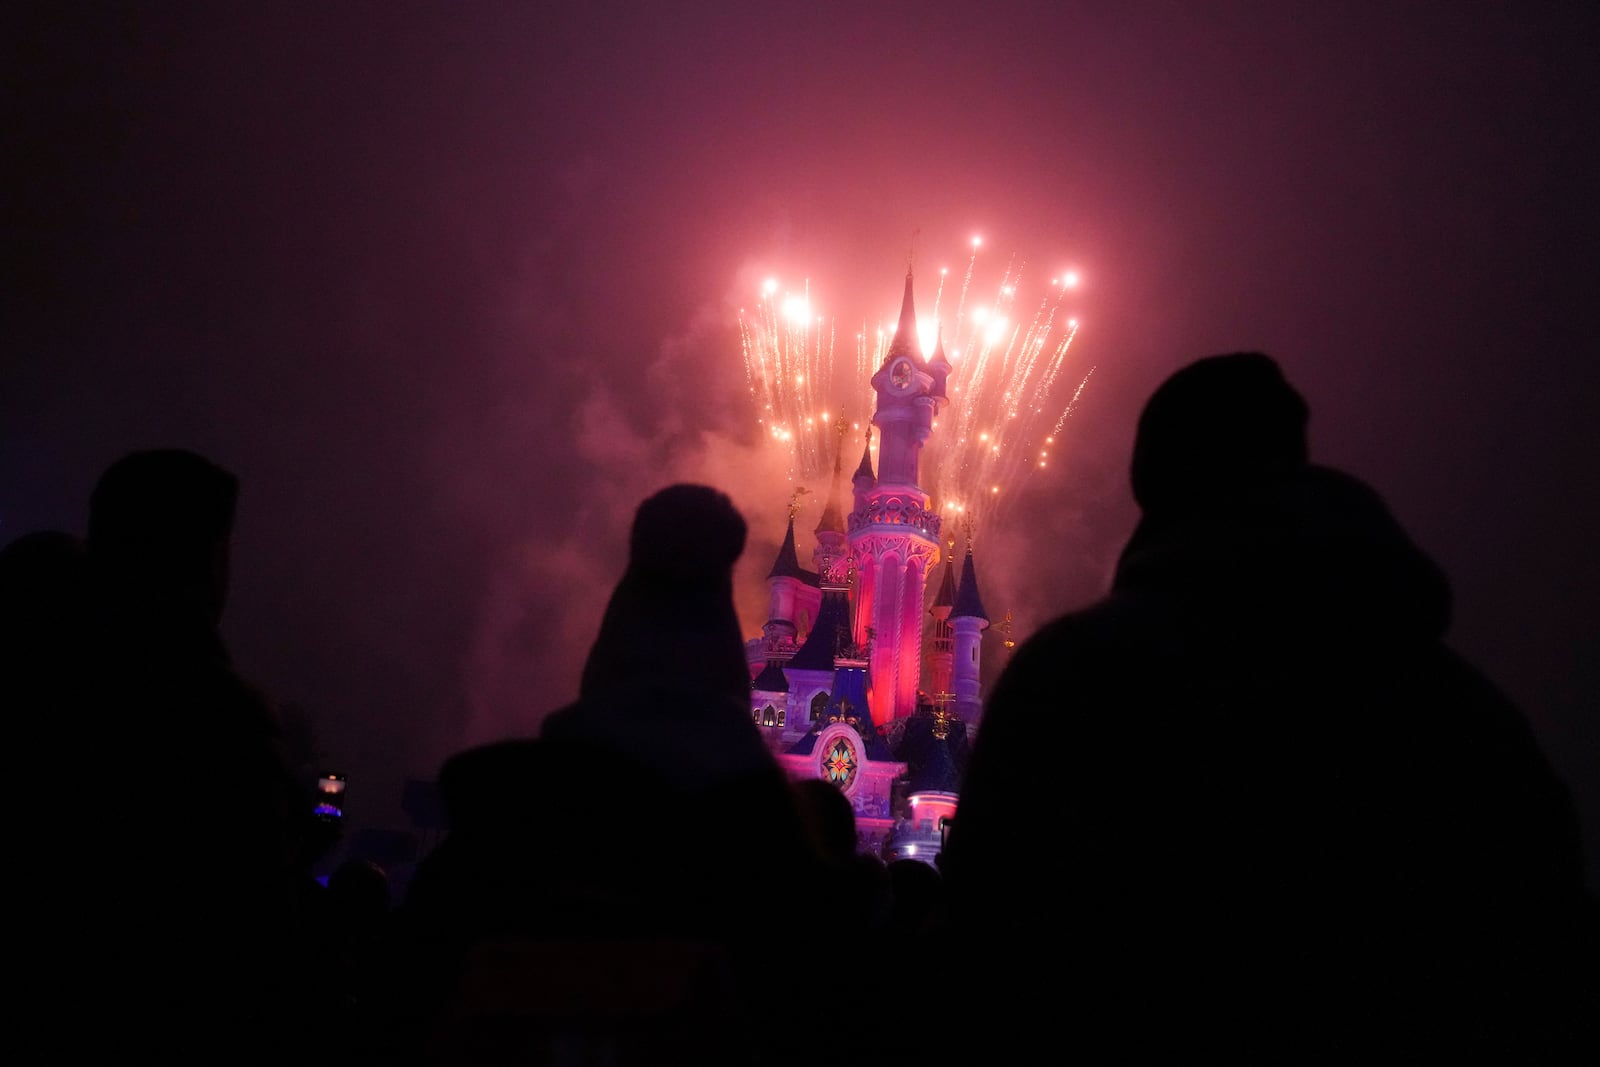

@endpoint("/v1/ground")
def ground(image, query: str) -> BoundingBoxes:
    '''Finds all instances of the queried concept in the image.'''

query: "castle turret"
[761,514,821,657]
[950,542,990,726]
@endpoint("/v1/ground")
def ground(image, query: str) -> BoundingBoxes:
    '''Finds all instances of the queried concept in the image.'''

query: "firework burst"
[738,236,1094,532]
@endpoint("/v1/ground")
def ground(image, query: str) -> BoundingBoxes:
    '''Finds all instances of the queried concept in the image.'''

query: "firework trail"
[738,279,875,482]
[738,238,1093,532]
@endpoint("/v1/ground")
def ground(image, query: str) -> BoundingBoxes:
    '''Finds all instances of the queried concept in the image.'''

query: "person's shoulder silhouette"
[0,527,86,711]
[944,353,1592,1063]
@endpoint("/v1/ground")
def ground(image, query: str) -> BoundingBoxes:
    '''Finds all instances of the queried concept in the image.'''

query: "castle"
[745,270,990,863]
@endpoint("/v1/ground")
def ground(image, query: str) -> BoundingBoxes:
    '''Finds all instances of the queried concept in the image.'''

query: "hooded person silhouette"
[542,483,776,792]
[942,353,1591,1064]
[397,485,824,1067]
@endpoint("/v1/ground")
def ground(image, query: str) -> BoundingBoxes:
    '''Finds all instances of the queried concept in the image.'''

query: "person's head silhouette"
[1130,352,1309,520]
[87,449,238,624]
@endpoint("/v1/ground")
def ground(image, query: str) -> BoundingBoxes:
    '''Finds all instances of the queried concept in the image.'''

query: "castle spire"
[885,268,922,364]
[765,515,807,581]
[952,541,990,624]
[852,433,875,483]
[928,326,951,402]
[814,419,848,537]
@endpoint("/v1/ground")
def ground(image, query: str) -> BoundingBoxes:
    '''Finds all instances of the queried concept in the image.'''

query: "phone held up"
[314,772,347,823]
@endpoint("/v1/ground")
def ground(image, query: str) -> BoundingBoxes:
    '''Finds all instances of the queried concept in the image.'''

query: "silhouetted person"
[301,857,395,1057]
[883,857,945,945]
[395,485,825,1066]
[77,449,309,1062]
[942,354,1593,1063]
[0,528,86,701]
[0,528,87,773]
[2,530,91,1040]
[794,776,893,933]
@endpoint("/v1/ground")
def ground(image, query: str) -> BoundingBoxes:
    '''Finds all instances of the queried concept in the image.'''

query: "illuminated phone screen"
[314,773,346,819]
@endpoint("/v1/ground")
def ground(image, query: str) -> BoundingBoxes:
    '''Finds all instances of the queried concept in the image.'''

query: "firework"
[738,237,1093,531]
[738,279,875,483]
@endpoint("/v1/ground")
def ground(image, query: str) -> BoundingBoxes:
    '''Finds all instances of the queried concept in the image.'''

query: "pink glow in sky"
[7,2,1597,884]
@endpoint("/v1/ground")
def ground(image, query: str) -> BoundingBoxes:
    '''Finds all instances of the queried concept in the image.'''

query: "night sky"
[7,3,1597,885]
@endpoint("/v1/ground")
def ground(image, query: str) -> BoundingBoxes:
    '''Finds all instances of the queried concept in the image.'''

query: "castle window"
[762,704,777,727]
[810,691,830,722]
[776,707,786,727]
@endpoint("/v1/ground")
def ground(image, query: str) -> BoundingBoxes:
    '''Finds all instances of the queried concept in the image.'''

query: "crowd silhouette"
[2,355,1594,1064]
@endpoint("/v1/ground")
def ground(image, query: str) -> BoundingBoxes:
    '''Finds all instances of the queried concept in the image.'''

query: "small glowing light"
[972,236,982,248]
[1046,437,1054,444]
[763,278,778,295]
[906,844,918,856]
[941,267,949,275]
[991,486,1000,494]
[1064,271,1079,287]
[910,797,920,807]
[978,432,988,441]
[782,294,810,324]
[1068,318,1078,327]
[821,412,830,422]
[795,375,804,384]
[1041,451,1048,458]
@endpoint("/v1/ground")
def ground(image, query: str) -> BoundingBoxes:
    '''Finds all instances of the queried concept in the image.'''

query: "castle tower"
[950,541,990,726]
[812,422,852,589]
[762,510,821,655]
[847,270,943,726]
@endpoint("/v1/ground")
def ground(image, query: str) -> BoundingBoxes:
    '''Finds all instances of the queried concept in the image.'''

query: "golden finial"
[997,609,1016,650]
[788,486,811,519]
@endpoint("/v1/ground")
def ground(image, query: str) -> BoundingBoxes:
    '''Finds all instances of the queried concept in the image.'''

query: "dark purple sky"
[7,2,1597,883]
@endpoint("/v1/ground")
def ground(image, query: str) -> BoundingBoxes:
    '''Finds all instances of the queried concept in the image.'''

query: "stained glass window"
[821,736,858,790]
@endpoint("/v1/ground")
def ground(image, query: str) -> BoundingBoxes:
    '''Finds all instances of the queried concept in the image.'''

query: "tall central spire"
[886,269,921,364]
[852,268,943,725]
